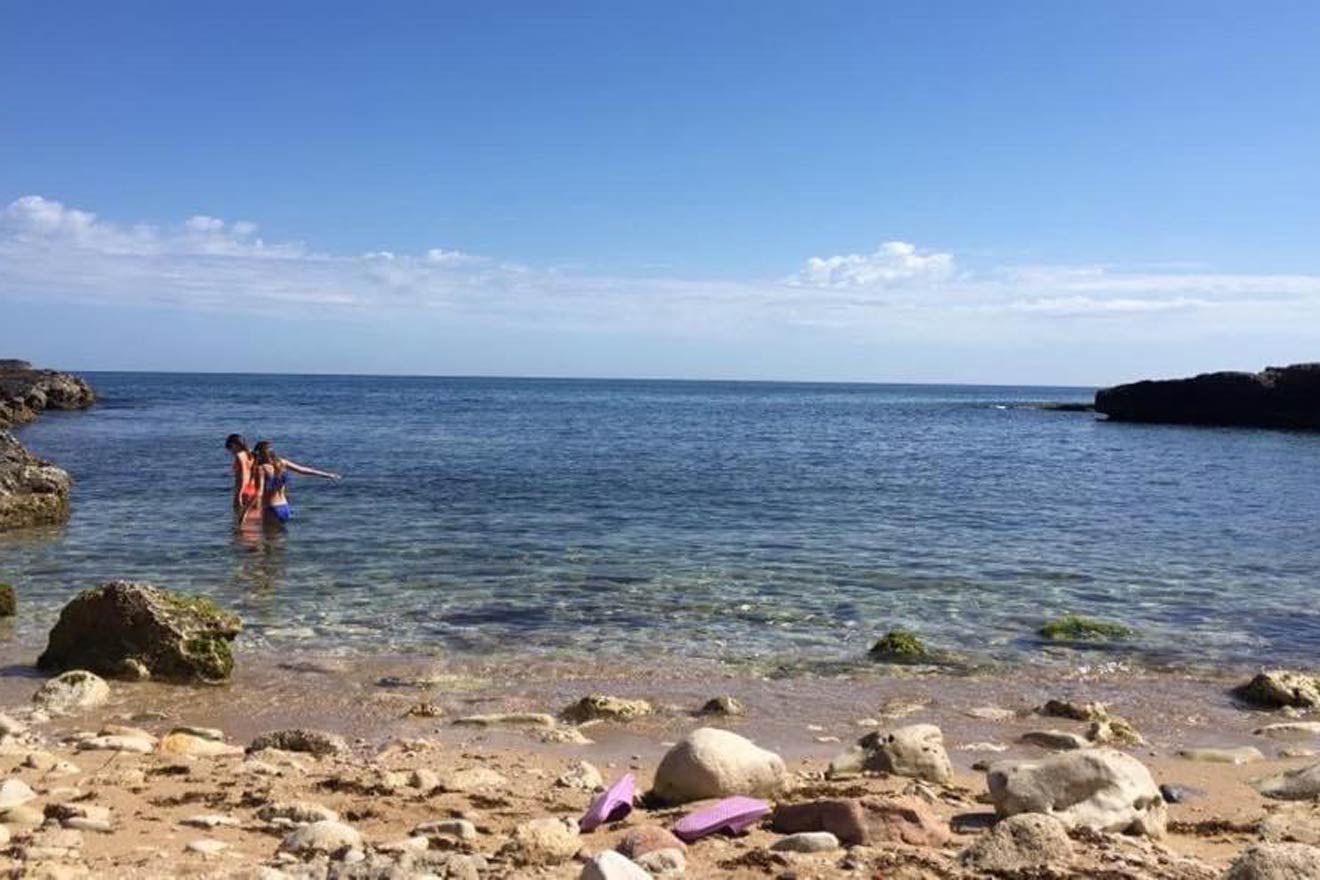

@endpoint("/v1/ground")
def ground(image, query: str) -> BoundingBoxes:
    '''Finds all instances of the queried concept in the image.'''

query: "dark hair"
[254,440,283,471]
[225,434,248,453]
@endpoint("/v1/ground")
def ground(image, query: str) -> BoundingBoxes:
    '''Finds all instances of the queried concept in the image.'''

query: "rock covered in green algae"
[37,581,241,682]
[867,629,930,663]
[1038,614,1133,641]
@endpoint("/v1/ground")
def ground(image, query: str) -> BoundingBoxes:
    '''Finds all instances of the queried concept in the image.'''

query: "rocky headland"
[1095,363,1320,430]
[0,360,94,531]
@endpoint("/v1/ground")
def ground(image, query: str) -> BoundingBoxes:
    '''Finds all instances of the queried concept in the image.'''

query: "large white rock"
[986,748,1166,837]
[31,670,109,715]
[652,727,787,804]
[862,723,954,783]
[580,850,650,880]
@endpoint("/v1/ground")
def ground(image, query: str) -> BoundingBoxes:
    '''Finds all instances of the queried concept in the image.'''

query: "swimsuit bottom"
[265,502,292,524]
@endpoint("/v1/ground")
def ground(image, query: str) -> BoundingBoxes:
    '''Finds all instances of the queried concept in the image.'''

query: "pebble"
[278,819,363,855]
[634,847,686,878]
[412,818,477,842]
[258,801,340,824]
[63,817,114,833]
[1021,730,1091,750]
[1178,746,1264,765]
[77,735,155,754]
[581,850,650,880]
[771,831,841,853]
[0,778,36,810]
[556,759,604,790]
[452,712,556,728]
[700,695,744,716]
[186,838,228,855]
[965,706,1017,722]
[1256,721,1320,739]
[181,814,239,828]
[248,728,348,757]
[158,732,243,757]
[409,767,440,791]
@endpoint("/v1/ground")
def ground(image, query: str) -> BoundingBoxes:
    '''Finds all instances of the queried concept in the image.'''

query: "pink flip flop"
[580,773,636,832]
[671,796,770,842]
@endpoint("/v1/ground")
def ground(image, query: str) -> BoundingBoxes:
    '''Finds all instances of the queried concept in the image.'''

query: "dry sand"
[0,652,1314,877]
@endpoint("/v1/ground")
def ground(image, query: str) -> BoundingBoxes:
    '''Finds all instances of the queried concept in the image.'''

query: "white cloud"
[4,195,1320,336]
[790,241,954,288]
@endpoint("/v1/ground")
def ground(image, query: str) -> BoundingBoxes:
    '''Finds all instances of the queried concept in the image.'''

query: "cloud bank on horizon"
[4,194,1320,381]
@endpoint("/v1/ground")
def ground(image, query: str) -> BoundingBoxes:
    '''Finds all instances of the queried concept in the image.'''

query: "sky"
[2,1,1319,385]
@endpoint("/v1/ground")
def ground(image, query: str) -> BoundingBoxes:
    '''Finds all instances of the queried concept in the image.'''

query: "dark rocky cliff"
[1095,363,1320,430]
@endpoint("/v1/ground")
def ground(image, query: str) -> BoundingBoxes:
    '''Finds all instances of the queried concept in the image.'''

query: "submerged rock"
[0,583,14,617]
[867,629,930,664]
[987,749,1166,837]
[1038,614,1132,641]
[652,727,787,804]
[37,581,241,682]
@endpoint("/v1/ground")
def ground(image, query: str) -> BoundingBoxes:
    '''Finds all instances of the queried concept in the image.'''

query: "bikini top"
[265,467,287,491]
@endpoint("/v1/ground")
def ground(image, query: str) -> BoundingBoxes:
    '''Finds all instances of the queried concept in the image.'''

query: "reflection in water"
[232,521,286,594]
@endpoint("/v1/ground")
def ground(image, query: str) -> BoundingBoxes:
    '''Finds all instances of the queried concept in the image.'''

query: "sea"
[3,372,1319,674]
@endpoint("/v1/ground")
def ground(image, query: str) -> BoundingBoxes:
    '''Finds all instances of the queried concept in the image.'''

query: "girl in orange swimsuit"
[225,434,260,521]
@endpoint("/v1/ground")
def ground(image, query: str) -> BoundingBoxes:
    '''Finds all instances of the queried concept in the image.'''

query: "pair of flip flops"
[579,774,769,842]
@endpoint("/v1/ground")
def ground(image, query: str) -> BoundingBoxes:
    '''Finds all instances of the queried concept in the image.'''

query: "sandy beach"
[0,646,1313,878]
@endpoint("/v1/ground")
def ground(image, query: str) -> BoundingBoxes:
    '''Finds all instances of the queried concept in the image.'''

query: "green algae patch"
[868,628,931,663]
[1039,614,1133,641]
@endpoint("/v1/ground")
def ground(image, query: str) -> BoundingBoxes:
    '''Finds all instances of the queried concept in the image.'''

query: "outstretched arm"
[283,459,341,480]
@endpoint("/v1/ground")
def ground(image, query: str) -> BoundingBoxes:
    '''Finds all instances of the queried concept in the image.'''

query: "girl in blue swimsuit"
[248,440,341,526]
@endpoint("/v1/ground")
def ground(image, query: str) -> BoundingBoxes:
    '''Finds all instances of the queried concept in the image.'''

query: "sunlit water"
[3,373,1318,672]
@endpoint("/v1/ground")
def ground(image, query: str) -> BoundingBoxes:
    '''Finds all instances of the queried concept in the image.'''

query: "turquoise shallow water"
[2,373,1318,671]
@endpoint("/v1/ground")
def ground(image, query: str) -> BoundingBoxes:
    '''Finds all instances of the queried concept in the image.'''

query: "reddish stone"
[859,796,950,847]
[771,799,868,846]
[615,825,687,858]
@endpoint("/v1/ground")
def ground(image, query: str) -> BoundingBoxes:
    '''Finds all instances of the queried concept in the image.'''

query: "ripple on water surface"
[2,374,1318,673]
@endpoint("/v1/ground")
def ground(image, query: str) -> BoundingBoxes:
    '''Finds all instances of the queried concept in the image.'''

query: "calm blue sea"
[3,373,1319,672]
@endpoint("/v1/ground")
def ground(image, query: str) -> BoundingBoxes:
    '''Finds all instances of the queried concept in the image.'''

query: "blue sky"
[2,1,1319,384]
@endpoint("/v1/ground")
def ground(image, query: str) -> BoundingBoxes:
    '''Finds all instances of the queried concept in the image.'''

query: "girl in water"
[225,434,259,520]
[248,440,340,525]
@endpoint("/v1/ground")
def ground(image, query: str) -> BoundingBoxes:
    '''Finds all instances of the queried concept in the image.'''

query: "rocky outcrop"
[0,432,72,530]
[37,581,241,682]
[1095,363,1320,430]
[0,360,94,532]
[0,360,95,429]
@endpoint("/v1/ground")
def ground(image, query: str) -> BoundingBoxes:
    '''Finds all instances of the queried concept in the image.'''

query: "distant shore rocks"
[1095,362,1320,430]
[0,360,95,428]
[0,360,94,532]
[37,581,242,683]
